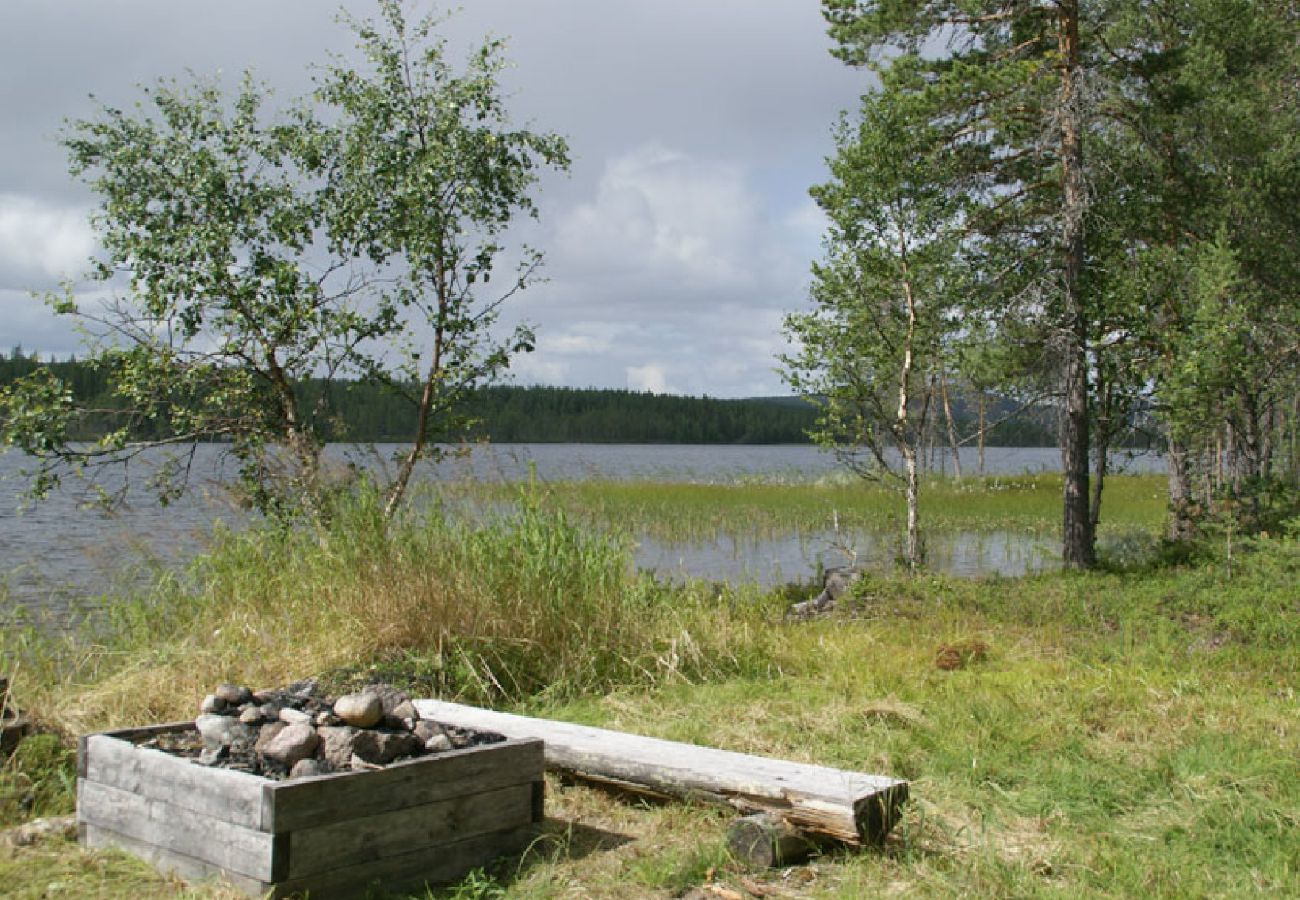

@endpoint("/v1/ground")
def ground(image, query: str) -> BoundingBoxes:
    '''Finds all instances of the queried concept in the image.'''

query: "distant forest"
[0,350,1059,446]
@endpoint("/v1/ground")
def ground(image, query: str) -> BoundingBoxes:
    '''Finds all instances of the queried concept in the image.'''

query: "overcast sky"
[0,1,870,397]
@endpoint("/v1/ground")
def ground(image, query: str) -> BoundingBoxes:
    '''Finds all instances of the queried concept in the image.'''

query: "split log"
[727,813,819,867]
[413,699,907,847]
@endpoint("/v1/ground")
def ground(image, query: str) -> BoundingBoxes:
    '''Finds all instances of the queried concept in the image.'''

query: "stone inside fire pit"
[151,679,504,780]
[76,681,544,899]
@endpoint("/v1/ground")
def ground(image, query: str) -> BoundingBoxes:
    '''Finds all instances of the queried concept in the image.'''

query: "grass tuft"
[1,477,1296,897]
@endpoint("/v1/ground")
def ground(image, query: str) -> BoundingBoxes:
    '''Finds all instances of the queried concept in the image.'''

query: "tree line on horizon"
[0,349,1072,448]
[2,0,1293,567]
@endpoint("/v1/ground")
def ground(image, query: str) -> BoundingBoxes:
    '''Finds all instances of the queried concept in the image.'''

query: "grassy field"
[2,476,1297,898]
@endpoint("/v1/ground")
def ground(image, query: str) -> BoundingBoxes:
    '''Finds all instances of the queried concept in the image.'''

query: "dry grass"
[1,487,1296,897]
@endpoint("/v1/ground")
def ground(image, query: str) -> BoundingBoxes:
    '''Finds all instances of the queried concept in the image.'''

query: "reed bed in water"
[440,473,1169,542]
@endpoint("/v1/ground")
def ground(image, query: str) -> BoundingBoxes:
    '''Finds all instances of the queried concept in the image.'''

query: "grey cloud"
[1,0,870,396]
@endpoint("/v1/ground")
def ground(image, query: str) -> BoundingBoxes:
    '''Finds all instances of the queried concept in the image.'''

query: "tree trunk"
[903,445,920,572]
[940,371,963,481]
[1057,0,1095,569]
[1089,376,1113,536]
[896,238,922,572]
[266,352,321,515]
[385,262,449,520]
[1284,392,1294,486]
[1166,437,1196,542]
[1090,427,1108,538]
[977,394,987,475]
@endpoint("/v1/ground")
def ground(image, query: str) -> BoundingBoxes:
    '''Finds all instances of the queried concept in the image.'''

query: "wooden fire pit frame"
[77,721,544,898]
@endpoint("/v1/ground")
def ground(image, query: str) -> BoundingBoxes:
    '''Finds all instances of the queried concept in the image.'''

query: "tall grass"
[2,478,1296,897]
[3,483,781,735]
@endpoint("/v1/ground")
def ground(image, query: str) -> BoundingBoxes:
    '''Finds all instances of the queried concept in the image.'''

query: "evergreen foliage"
[814,0,1300,563]
[0,350,1067,447]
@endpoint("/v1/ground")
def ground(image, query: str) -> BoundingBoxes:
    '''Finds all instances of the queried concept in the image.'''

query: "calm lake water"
[1,443,1162,626]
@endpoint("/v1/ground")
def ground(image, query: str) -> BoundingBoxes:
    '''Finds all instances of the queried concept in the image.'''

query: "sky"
[0,1,870,398]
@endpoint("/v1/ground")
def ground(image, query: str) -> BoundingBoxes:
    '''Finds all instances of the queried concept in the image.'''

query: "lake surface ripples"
[1,443,1161,626]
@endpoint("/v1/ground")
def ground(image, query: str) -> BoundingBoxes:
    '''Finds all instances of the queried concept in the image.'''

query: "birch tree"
[316,0,569,517]
[0,0,568,518]
[783,90,968,571]
[824,0,1099,566]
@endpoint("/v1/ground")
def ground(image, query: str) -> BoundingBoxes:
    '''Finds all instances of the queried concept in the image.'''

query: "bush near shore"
[2,479,1297,898]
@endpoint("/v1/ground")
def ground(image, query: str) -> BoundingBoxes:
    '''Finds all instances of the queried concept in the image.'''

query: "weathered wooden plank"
[413,699,908,844]
[286,782,533,878]
[264,737,543,833]
[83,732,266,829]
[271,824,535,899]
[81,821,271,897]
[79,723,192,778]
[77,778,276,881]
[97,721,194,741]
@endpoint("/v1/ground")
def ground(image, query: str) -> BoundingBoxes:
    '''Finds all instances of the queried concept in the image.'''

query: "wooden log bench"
[413,700,908,866]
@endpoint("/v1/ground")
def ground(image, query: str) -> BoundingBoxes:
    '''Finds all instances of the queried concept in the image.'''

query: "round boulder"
[333,692,383,728]
[261,724,320,769]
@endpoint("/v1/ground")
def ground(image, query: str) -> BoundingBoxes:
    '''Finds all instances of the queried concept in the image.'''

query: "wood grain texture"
[77,778,276,881]
[264,737,542,833]
[285,782,533,878]
[83,732,265,829]
[414,699,908,843]
[81,822,270,897]
[270,824,536,899]
[727,813,818,867]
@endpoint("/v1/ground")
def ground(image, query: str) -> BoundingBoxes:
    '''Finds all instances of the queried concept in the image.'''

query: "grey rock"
[195,714,254,750]
[385,700,417,728]
[261,724,320,769]
[333,692,383,728]
[199,694,224,715]
[349,753,380,771]
[253,722,287,756]
[239,706,264,725]
[198,745,228,766]
[351,729,423,765]
[317,726,361,769]
[369,684,410,716]
[215,683,252,705]
[3,816,77,847]
[390,699,416,720]
[786,566,864,620]
[423,733,453,752]
[289,758,322,779]
[279,707,313,727]
[413,720,446,743]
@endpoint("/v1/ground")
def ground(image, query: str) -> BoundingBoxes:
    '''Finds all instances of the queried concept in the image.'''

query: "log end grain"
[727,814,817,868]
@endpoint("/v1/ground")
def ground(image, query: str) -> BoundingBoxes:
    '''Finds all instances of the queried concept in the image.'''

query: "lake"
[1,443,1163,626]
